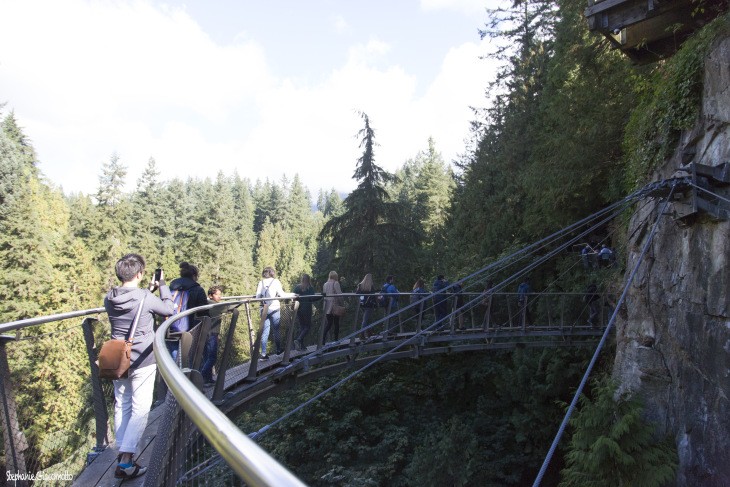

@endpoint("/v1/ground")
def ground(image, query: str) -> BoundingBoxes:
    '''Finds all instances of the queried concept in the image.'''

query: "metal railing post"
[282,301,299,365]
[244,302,255,356]
[212,309,238,402]
[0,336,28,486]
[191,317,211,370]
[507,295,513,328]
[247,304,268,382]
[318,302,326,349]
[483,294,492,331]
[522,296,528,333]
[81,317,110,454]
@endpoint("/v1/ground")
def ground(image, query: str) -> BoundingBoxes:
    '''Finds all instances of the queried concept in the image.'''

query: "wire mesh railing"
[0,288,615,486]
[0,310,110,486]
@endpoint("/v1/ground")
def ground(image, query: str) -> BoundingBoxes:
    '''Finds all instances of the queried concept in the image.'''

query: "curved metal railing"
[0,287,613,485]
[153,301,306,486]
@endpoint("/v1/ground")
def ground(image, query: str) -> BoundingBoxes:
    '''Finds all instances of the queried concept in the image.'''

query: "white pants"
[113,363,157,455]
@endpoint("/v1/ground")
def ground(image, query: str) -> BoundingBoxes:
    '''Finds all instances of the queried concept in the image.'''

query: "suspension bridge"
[0,173,722,486]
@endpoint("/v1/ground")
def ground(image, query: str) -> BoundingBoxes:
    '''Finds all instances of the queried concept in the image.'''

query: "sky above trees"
[0,0,500,197]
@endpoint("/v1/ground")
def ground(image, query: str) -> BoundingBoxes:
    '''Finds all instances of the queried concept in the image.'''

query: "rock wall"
[613,37,730,486]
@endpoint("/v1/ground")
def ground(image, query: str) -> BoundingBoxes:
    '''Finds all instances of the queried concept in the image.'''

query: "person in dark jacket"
[200,285,224,384]
[104,253,175,480]
[357,273,378,338]
[293,274,321,351]
[167,262,208,362]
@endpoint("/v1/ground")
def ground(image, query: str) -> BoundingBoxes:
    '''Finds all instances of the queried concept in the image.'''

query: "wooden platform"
[72,403,164,487]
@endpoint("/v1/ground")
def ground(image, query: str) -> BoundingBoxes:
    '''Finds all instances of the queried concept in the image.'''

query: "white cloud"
[1,0,496,199]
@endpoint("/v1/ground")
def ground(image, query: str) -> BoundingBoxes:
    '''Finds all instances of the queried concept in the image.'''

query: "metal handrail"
[153,301,307,487]
[0,307,106,334]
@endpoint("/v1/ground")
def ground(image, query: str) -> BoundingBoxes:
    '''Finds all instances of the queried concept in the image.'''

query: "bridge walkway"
[71,319,608,486]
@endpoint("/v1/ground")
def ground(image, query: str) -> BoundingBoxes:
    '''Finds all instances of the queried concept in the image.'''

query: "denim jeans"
[114,363,157,455]
[261,309,281,355]
[200,333,219,382]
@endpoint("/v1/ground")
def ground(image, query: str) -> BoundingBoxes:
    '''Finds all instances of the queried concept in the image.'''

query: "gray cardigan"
[104,285,176,369]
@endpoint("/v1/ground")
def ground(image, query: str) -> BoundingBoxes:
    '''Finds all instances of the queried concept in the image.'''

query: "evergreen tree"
[131,157,165,263]
[560,377,677,487]
[392,137,455,281]
[319,112,416,280]
[204,173,250,294]
[92,154,132,288]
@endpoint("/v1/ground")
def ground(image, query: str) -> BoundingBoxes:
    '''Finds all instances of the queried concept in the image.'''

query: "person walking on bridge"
[105,253,176,480]
[322,270,344,344]
[256,266,292,358]
[200,285,223,384]
[517,277,533,327]
[433,275,450,324]
[356,273,377,339]
[293,274,321,350]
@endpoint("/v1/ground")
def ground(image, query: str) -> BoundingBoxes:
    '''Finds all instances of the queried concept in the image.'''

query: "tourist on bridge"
[581,244,594,269]
[256,266,292,359]
[168,262,208,362]
[293,274,321,351]
[599,244,615,267]
[411,279,427,303]
[380,275,401,335]
[356,273,378,339]
[322,270,344,344]
[517,277,533,326]
[200,285,223,385]
[432,275,450,324]
[105,253,176,480]
[381,275,400,312]
[410,278,428,327]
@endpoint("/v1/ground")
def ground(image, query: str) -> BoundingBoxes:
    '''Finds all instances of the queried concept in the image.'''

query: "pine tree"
[392,137,455,280]
[319,112,416,281]
[93,153,132,289]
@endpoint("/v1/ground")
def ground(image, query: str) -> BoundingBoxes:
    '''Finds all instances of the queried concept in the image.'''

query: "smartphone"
[154,268,162,282]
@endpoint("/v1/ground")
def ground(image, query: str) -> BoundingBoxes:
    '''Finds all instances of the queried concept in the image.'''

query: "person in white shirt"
[255,266,293,358]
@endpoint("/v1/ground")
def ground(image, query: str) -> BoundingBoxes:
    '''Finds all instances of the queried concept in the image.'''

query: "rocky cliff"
[614,37,730,486]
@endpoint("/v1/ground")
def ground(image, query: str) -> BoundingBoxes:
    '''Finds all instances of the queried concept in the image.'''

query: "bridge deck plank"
[72,399,166,487]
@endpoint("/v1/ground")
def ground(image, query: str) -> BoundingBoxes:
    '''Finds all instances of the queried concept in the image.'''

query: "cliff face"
[614,37,730,486]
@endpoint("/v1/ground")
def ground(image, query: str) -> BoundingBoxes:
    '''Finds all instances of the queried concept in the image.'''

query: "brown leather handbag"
[98,295,146,380]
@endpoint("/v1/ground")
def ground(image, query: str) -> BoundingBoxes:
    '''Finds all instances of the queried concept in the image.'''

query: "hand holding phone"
[149,268,163,291]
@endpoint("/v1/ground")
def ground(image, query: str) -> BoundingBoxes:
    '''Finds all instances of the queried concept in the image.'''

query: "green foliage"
[390,137,455,283]
[560,377,678,487]
[623,12,730,189]
[319,113,417,283]
[238,349,593,486]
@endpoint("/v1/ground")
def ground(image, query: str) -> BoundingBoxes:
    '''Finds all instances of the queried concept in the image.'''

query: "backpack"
[169,289,190,333]
[359,293,376,308]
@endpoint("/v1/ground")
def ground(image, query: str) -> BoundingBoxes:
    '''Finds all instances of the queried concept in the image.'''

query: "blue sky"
[0,0,500,197]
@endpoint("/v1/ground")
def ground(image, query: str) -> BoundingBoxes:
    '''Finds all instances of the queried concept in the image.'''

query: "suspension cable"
[250,191,641,440]
[531,183,677,486]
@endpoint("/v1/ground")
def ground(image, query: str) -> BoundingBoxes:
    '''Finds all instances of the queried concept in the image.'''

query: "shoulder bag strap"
[126,294,147,342]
